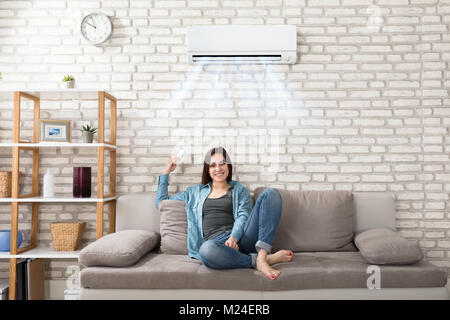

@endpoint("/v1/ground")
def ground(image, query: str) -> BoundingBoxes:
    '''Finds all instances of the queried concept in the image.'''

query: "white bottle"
[43,169,54,198]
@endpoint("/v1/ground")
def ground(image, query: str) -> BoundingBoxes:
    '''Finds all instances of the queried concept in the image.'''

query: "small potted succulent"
[80,123,97,143]
[62,75,75,88]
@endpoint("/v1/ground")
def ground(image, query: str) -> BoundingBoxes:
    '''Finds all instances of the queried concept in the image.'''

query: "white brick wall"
[0,0,449,283]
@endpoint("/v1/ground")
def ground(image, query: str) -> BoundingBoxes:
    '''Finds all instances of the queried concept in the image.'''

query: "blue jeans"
[198,188,282,270]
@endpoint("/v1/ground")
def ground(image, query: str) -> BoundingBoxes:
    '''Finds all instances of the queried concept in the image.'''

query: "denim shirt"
[155,174,253,260]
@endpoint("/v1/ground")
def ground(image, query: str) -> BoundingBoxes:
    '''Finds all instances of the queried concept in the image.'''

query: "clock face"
[80,13,112,44]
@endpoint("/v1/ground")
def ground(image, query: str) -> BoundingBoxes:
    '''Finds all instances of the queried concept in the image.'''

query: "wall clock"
[80,12,113,45]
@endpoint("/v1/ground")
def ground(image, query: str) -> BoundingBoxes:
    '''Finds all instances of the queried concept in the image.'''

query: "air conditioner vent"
[187,25,297,65]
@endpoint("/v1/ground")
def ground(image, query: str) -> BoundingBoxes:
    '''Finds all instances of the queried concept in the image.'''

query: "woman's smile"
[209,153,229,182]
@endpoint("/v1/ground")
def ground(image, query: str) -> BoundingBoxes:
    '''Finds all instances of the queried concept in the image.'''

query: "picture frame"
[39,120,71,143]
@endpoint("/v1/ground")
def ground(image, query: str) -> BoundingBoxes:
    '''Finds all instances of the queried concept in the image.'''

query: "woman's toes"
[269,250,294,264]
[257,256,281,280]
[264,268,280,280]
[287,251,294,261]
[280,250,294,262]
[268,269,281,280]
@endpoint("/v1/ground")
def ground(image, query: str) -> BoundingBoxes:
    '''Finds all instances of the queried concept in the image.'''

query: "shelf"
[1,87,117,299]
[0,196,117,203]
[0,89,111,100]
[0,247,79,259]
[0,142,116,149]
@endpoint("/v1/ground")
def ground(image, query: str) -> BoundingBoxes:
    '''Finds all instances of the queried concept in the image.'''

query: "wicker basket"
[50,222,86,251]
[0,172,12,198]
[0,171,22,198]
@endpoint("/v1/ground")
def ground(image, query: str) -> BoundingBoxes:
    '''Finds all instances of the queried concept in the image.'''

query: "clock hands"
[90,16,96,28]
[84,16,96,29]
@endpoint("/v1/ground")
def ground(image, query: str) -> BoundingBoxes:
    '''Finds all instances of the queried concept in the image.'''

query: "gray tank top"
[202,186,234,240]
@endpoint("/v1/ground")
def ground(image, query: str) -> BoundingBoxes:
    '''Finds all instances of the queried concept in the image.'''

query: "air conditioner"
[187,25,297,64]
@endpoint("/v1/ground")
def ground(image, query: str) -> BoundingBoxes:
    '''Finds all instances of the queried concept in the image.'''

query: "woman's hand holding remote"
[163,157,177,175]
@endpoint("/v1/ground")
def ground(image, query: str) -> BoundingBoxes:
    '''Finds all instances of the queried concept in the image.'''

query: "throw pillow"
[355,228,423,265]
[78,230,159,267]
[254,188,355,252]
[158,200,188,254]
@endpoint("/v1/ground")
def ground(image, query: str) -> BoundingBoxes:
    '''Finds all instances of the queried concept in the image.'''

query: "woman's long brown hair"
[201,147,233,185]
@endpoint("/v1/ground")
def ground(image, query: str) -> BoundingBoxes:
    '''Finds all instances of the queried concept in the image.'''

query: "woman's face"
[209,153,229,183]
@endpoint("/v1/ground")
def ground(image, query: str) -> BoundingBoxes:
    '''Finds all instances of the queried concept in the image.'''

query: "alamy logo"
[367,5,382,32]
[366,265,381,290]
[169,120,281,173]
[66,265,81,290]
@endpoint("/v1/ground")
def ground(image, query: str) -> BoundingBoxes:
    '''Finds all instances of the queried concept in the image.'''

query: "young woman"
[156,147,293,280]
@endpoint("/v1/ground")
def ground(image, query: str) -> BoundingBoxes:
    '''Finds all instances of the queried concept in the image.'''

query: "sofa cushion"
[254,188,355,252]
[352,192,396,234]
[80,251,448,290]
[117,192,160,233]
[78,230,160,267]
[355,228,423,265]
[158,200,188,254]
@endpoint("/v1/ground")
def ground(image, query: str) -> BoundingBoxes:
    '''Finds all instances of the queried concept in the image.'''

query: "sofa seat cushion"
[80,252,447,291]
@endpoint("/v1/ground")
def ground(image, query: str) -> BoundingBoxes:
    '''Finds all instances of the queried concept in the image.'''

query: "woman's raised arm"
[155,158,186,208]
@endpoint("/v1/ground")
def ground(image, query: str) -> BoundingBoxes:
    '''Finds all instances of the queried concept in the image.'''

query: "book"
[16,260,27,300]
[73,167,91,197]
[26,259,45,300]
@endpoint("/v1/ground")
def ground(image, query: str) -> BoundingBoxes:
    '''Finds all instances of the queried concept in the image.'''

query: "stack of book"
[15,259,45,300]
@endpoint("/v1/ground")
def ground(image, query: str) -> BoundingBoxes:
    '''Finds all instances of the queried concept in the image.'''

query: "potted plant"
[80,123,97,143]
[62,75,75,88]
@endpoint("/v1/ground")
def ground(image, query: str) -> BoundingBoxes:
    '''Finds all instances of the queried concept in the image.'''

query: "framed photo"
[39,120,71,142]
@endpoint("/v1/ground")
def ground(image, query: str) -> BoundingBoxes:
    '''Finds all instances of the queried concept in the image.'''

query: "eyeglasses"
[209,161,227,169]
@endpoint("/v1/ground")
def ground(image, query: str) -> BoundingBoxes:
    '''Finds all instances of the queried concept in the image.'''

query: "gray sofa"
[78,191,448,300]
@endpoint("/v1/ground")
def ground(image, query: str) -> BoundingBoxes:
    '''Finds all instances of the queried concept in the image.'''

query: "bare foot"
[256,251,281,280]
[266,250,294,266]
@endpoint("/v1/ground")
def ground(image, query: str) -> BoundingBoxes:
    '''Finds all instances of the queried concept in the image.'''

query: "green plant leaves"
[80,124,97,133]
[62,75,74,82]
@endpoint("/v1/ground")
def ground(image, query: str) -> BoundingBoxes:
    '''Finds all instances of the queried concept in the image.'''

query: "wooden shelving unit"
[0,196,117,203]
[0,247,80,259]
[0,142,116,148]
[0,89,117,300]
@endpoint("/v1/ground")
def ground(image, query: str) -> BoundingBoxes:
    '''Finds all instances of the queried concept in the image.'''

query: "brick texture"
[0,0,449,283]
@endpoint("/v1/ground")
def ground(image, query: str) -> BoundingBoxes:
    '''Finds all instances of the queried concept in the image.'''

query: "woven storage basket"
[0,172,12,198]
[50,222,86,251]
